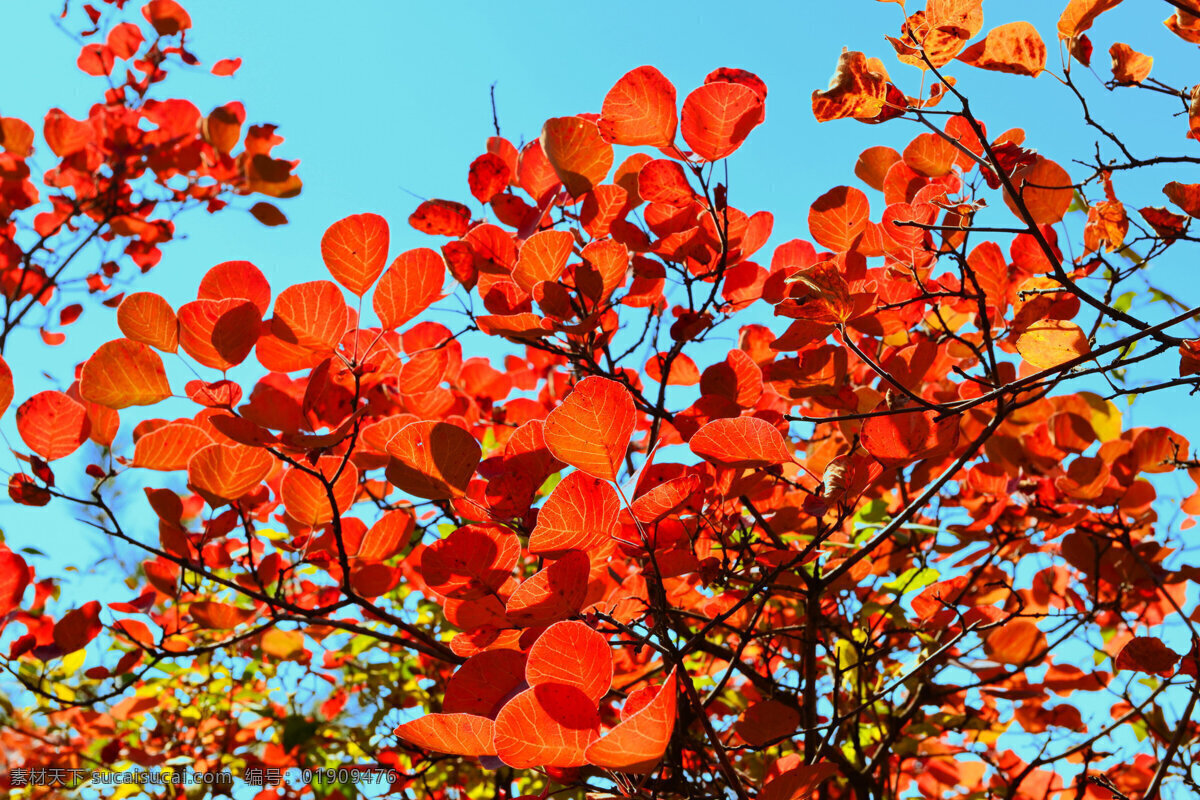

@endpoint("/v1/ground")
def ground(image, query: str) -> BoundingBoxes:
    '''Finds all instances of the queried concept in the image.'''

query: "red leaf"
[281,456,358,527]
[211,57,242,76]
[761,763,840,800]
[510,229,572,295]
[271,281,347,354]
[356,510,415,562]
[385,420,480,500]
[444,649,527,716]
[409,199,471,236]
[984,619,1047,666]
[599,66,678,147]
[809,186,870,252]
[689,417,792,469]
[544,376,635,482]
[861,409,960,467]
[528,470,620,556]
[198,261,272,316]
[142,0,192,35]
[468,153,511,203]
[0,356,12,419]
[117,293,178,353]
[638,159,694,207]
[1004,156,1073,225]
[190,601,254,630]
[1116,636,1181,676]
[374,248,445,329]
[526,621,613,704]
[53,601,102,654]
[493,684,600,768]
[585,669,677,773]
[250,201,288,226]
[395,713,497,757]
[506,550,590,627]
[77,44,115,76]
[680,81,764,161]
[106,23,143,60]
[187,443,273,505]
[321,213,390,296]
[421,524,518,601]
[17,391,90,461]
[541,117,613,198]
[0,550,30,617]
[178,299,261,371]
[134,422,215,471]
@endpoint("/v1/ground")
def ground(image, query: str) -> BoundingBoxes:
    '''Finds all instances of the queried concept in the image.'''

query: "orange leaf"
[1164,181,1200,218]
[984,619,1047,666]
[809,186,870,252]
[118,293,179,352]
[468,153,510,203]
[133,422,215,471]
[637,159,694,207]
[1115,636,1181,676]
[53,601,102,654]
[385,420,480,500]
[421,523,518,600]
[689,417,792,469]
[505,550,590,627]
[544,376,635,482]
[528,470,619,556]
[1004,156,1073,225]
[761,763,841,800]
[190,601,254,630]
[1016,320,1090,369]
[271,281,347,354]
[681,81,764,161]
[80,339,172,409]
[526,621,613,704]
[17,391,90,461]
[281,456,359,527]
[513,230,575,295]
[394,713,497,757]
[198,260,271,315]
[585,669,677,773]
[321,213,389,296]
[178,299,261,371]
[958,21,1047,77]
[861,409,960,467]
[0,356,12,419]
[812,50,888,122]
[187,443,273,504]
[599,66,678,147]
[374,248,445,329]
[736,699,802,746]
[357,509,415,561]
[493,684,600,768]
[43,108,91,157]
[1109,42,1153,84]
[211,57,241,77]
[541,117,613,199]
[1058,0,1123,39]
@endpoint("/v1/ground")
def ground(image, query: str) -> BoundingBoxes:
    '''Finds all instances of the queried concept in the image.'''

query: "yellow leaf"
[1016,320,1090,369]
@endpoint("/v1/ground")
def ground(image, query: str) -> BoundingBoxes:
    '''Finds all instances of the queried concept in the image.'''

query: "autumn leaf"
[681,80,764,160]
[599,66,678,147]
[689,417,792,469]
[80,339,172,409]
[585,669,678,773]
[541,117,613,198]
[1109,42,1152,84]
[812,50,888,122]
[1115,636,1181,676]
[958,22,1047,77]
[1016,320,1090,369]
[321,213,389,296]
[544,377,635,483]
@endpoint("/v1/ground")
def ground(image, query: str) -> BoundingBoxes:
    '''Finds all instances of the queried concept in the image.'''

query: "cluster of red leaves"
[0,0,298,349]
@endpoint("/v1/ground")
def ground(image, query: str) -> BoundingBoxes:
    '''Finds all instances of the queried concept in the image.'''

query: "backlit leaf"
[585,669,677,773]
[681,81,764,161]
[599,66,678,147]
[17,391,90,460]
[527,621,613,704]
[385,420,480,499]
[493,684,600,768]
[541,117,613,198]
[506,550,590,627]
[958,21,1047,77]
[689,416,792,469]
[544,376,635,482]
[1016,320,1090,369]
[321,213,389,296]
[394,714,497,757]
[118,293,179,353]
[374,248,445,329]
[80,338,172,409]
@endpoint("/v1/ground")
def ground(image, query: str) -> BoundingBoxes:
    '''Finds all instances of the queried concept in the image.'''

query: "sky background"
[1,0,1200,794]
